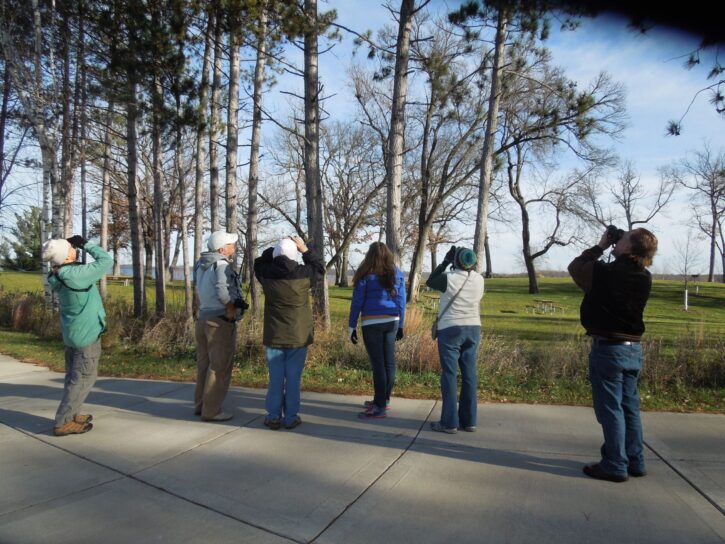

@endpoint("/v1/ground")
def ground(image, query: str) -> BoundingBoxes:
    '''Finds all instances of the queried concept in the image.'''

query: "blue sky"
[283,1,724,275]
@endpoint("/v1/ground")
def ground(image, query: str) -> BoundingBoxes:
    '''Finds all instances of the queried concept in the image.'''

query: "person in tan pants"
[193,231,245,421]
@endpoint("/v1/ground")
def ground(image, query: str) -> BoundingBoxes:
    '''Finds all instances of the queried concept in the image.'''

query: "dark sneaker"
[363,400,390,411]
[459,425,476,432]
[583,463,628,483]
[73,414,93,424]
[628,467,647,477]
[430,421,457,434]
[54,420,93,436]
[264,417,282,430]
[358,407,386,419]
[284,416,302,430]
[201,411,233,422]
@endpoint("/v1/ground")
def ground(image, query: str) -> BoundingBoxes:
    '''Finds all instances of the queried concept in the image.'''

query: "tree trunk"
[169,232,182,280]
[340,245,350,287]
[407,208,440,303]
[152,67,166,316]
[209,3,222,233]
[0,61,9,206]
[519,205,539,294]
[99,101,113,298]
[430,244,437,271]
[126,75,146,317]
[484,234,492,278]
[194,5,214,263]
[708,214,716,282]
[225,11,240,234]
[78,9,87,264]
[177,97,192,319]
[112,249,121,276]
[472,8,507,272]
[304,0,330,328]
[246,2,267,320]
[407,227,428,303]
[59,9,74,238]
[385,0,415,264]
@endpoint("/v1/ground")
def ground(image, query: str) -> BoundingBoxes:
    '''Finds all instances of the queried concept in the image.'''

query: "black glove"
[396,328,404,341]
[234,298,249,310]
[443,245,457,264]
[67,235,88,249]
[350,329,358,345]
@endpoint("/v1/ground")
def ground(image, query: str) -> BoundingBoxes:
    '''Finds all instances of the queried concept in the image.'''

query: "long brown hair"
[353,242,397,293]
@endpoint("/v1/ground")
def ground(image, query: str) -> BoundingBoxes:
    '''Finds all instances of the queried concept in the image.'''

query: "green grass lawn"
[3,271,723,338]
[1,271,724,412]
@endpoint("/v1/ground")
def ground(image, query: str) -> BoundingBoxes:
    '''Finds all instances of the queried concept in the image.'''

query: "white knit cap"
[273,238,297,260]
[42,239,72,266]
[207,231,238,251]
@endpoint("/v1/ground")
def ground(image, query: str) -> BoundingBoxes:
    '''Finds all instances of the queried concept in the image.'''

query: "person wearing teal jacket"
[42,235,113,436]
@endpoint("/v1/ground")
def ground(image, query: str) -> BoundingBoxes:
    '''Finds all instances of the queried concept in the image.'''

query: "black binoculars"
[606,225,625,244]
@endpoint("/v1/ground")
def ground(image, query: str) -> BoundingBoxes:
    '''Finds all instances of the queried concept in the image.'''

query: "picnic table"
[525,299,566,315]
[106,275,131,286]
[421,293,439,312]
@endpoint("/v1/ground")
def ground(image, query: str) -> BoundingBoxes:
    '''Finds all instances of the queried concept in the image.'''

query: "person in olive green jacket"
[42,235,113,436]
[253,237,324,430]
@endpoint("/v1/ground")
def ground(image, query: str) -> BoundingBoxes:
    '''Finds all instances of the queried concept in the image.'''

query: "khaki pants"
[195,317,237,418]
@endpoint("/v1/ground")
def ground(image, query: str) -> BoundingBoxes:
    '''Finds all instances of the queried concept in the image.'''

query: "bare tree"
[672,232,704,310]
[320,120,385,285]
[574,161,676,231]
[677,146,725,282]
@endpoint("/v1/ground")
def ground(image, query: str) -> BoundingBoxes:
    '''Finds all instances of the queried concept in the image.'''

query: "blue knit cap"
[454,248,477,270]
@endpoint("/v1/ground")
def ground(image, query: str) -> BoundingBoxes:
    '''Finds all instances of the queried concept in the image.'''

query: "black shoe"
[628,467,647,477]
[264,417,281,430]
[284,416,302,430]
[583,463,628,483]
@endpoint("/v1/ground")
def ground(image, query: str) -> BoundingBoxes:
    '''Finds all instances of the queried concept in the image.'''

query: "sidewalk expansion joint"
[644,439,725,516]
[8,423,299,543]
[308,401,438,544]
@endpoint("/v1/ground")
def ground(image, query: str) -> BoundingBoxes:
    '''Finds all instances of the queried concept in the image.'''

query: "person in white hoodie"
[192,231,245,421]
[426,246,484,434]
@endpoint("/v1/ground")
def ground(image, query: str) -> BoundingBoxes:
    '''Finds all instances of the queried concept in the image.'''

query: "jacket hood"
[272,255,299,274]
[197,251,229,271]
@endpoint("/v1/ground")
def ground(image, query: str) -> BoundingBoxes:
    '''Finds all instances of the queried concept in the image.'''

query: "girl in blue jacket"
[348,242,406,419]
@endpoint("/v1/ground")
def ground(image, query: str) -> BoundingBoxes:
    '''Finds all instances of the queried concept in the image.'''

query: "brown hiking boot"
[73,414,93,425]
[54,420,93,436]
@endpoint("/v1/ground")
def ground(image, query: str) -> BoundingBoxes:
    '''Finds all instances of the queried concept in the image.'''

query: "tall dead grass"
[0,289,722,390]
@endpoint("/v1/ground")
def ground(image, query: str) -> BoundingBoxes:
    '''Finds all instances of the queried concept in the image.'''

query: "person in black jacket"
[568,227,658,483]
[254,237,325,430]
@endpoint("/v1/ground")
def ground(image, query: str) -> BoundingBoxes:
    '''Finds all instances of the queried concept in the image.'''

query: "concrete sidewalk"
[0,353,723,544]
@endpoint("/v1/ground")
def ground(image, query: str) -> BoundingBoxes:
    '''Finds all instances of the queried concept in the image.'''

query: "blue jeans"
[437,326,481,429]
[589,341,645,476]
[362,321,397,410]
[265,347,307,426]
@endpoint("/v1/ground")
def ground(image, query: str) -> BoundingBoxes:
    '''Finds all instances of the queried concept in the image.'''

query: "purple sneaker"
[363,400,390,411]
[358,407,387,419]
